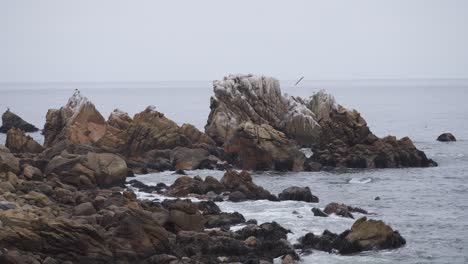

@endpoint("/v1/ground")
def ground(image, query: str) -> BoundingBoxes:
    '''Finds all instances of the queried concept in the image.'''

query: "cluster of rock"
[205,74,437,170]
[1,145,303,263]
[295,217,406,254]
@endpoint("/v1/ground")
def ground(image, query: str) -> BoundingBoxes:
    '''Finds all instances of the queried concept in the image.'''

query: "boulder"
[166,176,225,197]
[295,217,406,254]
[345,217,406,252]
[73,202,96,216]
[45,152,127,188]
[0,110,38,133]
[204,212,245,228]
[224,122,305,171]
[179,123,216,146]
[0,146,20,174]
[278,186,319,203]
[5,127,44,153]
[437,133,456,142]
[221,170,276,201]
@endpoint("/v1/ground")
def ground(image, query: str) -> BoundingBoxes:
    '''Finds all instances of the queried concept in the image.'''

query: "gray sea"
[1,80,467,263]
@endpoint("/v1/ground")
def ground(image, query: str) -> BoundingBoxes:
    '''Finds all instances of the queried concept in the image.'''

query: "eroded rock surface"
[6,127,44,153]
[0,110,39,133]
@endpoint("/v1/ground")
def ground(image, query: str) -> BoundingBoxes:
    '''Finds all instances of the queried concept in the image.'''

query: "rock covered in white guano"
[43,90,107,147]
[205,74,324,146]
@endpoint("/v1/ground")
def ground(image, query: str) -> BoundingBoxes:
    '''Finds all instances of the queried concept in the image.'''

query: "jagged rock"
[205,74,436,170]
[310,103,438,168]
[224,122,305,171]
[323,202,368,219]
[437,133,456,142]
[43,90,107,147]
[278,186,319,203]
[125,106,191,157]
[0,145,20,174]
[22,165,43,180]
[5,128,44,153]
[205,74,321,146]
[0,110,39,133]
[221,170,276,201]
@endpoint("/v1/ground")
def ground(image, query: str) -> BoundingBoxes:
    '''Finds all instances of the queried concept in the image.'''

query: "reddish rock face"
[43,91,107,147]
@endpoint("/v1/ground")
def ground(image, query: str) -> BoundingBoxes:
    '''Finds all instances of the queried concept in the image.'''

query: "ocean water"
[1,80,468,263]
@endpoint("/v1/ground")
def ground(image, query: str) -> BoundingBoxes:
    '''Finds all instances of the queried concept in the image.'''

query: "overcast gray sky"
[1,0,467,82]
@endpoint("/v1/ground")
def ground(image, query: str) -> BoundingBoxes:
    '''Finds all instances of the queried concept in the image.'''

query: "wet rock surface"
[0,110,39,133]
[437,133,456,142]
[278,186,319,203]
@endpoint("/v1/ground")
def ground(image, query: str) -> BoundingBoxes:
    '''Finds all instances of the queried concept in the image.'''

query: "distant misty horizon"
[2,0,468,83]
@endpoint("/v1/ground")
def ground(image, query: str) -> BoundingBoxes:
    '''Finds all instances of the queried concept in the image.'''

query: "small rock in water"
[311,207,328,217]
[437,133,456,142]
[173,169,187,175]
[375,196,381,200]
[292,210,300,215]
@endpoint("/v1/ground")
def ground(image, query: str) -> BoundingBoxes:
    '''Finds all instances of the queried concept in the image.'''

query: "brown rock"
[73,202,97,216]
[5,128,44,153]
[345,217,406,251]
[22,165,43,180]
[224,122,305,171]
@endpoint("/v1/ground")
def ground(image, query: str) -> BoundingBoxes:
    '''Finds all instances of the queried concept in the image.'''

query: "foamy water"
[1,80,468,263]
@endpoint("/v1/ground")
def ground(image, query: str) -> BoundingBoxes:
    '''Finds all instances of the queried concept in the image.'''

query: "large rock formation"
[0,110,39,133]
[5,127,44,153]
[205,74,437,170]
[43,90,107,147]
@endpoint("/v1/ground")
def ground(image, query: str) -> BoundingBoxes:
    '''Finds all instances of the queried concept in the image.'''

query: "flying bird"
[294,76,304,86]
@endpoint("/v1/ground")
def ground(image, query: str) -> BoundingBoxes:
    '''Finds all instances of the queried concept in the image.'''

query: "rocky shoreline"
[0,74,437,263]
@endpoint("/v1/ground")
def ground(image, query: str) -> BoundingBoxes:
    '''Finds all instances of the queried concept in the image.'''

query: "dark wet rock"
[375,196,381,201]
[236,222,290,241]
[221,170,277,201]
[437,133,456,142]
[323,202,368,219]
[311,207,328,217]
[196,201,221,215]
[297,217,406,254]
[127,179,166,193]
[170,147,215,170]
[228,191,247,202]
[204,212,245,228]
[5,128,44,154]
[304,159,322,171]
[0,110,39,133]
[278,186,319,203]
